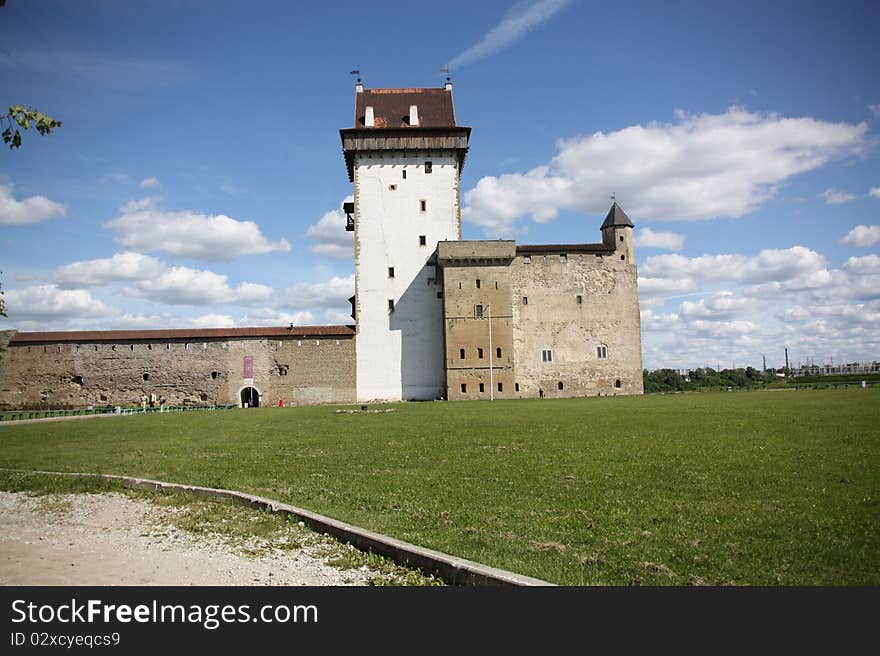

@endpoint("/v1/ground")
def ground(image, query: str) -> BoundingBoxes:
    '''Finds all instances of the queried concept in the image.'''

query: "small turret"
[601,201,635,264]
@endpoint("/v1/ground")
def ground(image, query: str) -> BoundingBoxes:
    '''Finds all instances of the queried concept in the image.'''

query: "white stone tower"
[341,80,470,401]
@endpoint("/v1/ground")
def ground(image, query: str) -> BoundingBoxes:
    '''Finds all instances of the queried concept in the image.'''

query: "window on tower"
[402,169,407,179]
[388,299,395,312]
[388,267,395,278]
[419,199,427,212]
[475,304,484,318]
[419,235,426,246]
[424,161,433,174]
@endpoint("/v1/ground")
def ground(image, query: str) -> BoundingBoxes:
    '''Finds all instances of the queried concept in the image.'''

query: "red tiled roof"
[9,325,355,344]
[354,87,456,128]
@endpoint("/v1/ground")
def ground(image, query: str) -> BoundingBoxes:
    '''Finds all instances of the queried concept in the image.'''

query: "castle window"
[184,343,189,350]
[523,296,528,305]
[615,379,622,388]
[523,255,531,264]
[476,279,481,289]
[129,345,134,351]
[388,299,395,312]
[620,235,624,242]
[437,291,443,299]
[72,375,84,386]
[388,267,395,278]
[477,348,484,359]
[315,340,320,345]
[542,349,553,362]
[496,347,502,359]
[211,371,220,379]
[497,382,503,392]
[597,345,608,359]
[419,199,427,212]
[111,345,116,351]
[460,348,465,359]
[297,340,302,346]
[576,295,583,304]
[515,383,520,392]
[560,254,567,263]
[460,383,467,393]
[479,383,485,393]
[579,254,584,262]
[166,344,171,350]
[458,282,462,289]
[543,255,548,263]
[388,184,397,191]
[620,255,625,261]
[204,343,208,349]
[278,365,289,376]
[424,161,432,174]
[402,170,407,179]
[419,235,426,246]
[475,304,484,318]
[336,340,340,345]
[147,344,152,350]
[558,381,564,391]
[495,281,498,289]
[143,373,150,381]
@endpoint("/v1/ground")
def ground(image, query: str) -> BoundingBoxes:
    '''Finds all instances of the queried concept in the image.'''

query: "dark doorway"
[240,387,260,408]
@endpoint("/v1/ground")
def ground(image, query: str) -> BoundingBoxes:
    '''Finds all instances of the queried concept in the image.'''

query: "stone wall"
[0,334,356,410]
[511,247,643,398]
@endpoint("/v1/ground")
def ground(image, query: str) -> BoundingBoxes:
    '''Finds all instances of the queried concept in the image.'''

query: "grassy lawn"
[1,389,877,585]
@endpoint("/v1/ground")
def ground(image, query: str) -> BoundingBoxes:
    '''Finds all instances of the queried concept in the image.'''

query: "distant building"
[0,82,643,409]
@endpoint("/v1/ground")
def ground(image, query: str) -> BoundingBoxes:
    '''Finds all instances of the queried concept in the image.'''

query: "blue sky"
[1,0,878,370]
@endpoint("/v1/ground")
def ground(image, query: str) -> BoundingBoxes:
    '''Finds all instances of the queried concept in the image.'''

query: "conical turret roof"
[601,202,634,229]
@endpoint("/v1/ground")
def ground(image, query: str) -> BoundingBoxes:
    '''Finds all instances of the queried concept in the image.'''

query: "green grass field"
[1,389,877,585]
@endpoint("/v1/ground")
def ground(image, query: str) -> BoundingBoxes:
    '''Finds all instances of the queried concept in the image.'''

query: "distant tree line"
[643,367,781,393]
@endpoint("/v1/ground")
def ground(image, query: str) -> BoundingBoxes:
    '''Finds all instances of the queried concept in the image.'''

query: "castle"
[0,82,643,408]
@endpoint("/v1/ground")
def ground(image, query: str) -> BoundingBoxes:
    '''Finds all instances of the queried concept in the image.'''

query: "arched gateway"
[240,386,260,408]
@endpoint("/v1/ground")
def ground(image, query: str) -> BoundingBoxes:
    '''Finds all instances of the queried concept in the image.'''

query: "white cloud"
[679,293,749,320]
[637,277,696,299]
[819,188,857,205]
[641,246,826,284]
[139,177,160,189]
[280,275,354,310]
[448,0,573,69]
[462,108,867,234]
[870,104,880,118]
[55,252,167,288]
[840,224,880,248]
[870,187,880,198]
[238,308,316,327]
[635,227,685,251]
[843,254,880,275]
[0,184,66,225]
[305,197,354,259]
[105,199,291,261]
[125,265,274,306]
[3,285,114,321]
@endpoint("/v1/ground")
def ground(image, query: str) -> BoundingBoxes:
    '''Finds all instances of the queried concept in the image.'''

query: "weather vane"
[350,68,361,84]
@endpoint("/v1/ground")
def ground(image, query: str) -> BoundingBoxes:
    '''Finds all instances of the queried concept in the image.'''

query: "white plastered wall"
[354,152,460,401]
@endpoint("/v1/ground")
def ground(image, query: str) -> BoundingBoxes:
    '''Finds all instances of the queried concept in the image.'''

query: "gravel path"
[0,492,385,586]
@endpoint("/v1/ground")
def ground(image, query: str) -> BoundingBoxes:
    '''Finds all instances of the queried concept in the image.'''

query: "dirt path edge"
[0,468,554,587]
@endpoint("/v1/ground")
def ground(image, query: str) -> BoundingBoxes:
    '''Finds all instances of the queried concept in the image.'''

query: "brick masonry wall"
[0,334,356,409]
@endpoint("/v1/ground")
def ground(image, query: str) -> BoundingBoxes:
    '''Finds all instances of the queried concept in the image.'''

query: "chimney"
[409,105,419,126]
[365,106,374,127]
[444,78,453,91]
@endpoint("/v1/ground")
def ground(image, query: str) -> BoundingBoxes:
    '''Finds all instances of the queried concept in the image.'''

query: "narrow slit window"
[388,267,395,278]
[424,161,432,174]
[620,254,625,261]
[402,169,407,179]
[475,304,483,318]
[437,291,443,299]
[460,348,465,359]
[619,235,624,242]
[615,379,622,388]
[388,299,395,312]
[496,347,502,359]
[419,235,426,246]
[388,184,397,191]
[476,279,481,289]
[497,382,503,392]
[523,296,528,305]
[460,383,467,393]
[419,199,427,212]
[558,381,564,391]
[576,295,583,304]
[479,383,485,393]
[515,383,520,392]
[477,348,484,359]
